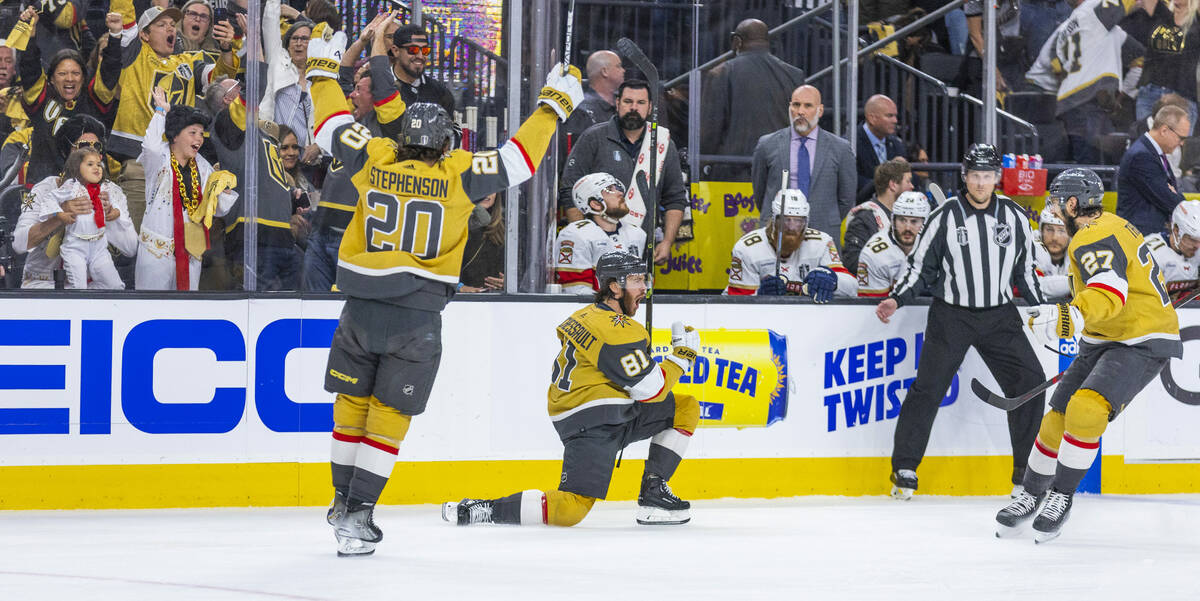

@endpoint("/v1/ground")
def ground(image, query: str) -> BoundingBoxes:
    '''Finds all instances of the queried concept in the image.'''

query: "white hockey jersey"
[1032,231,1072,299]
[725,226,857,296]
[856,230,911,297]
[1026,0,1133,114]
[1144,232,1200,295]
[554,219,647,294]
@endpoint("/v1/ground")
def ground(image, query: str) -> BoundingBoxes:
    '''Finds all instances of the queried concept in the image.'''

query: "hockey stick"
[774,169,788,279]
[927,181,947,206]
[562,0,576,74]
[977,288,1200,410]
[617,37,659,332]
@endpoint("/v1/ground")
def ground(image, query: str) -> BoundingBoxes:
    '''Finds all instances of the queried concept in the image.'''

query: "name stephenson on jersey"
[555,220,647,294]
[1068,213,1180,353]
[856,230,910,297]
[1144,233,1200,294]
[725,227,857,296]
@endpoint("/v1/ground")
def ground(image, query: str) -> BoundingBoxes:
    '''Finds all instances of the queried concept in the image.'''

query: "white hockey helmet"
[1171,199,1200,240]
[892,191,931,219]
[772,188,810,219]
[1039,205,1065,228]
[571,172,626,215]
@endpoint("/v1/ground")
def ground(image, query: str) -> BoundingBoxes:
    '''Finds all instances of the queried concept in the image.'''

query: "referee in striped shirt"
[875,144,1046,499]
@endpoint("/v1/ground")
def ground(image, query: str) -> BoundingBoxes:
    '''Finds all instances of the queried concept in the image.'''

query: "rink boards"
[0,296,1198,509]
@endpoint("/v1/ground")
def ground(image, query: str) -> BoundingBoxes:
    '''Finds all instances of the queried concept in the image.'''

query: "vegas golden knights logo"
[150,72,190,108]
[260,138,290,189]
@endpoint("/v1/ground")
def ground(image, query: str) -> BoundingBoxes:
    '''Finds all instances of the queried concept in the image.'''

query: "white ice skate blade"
[441,502,458,523]
[994,522,1027,538]
[636,506,690,525]
[1033,529,1062,544]
[890,486,914,501]
[337,538,378,557]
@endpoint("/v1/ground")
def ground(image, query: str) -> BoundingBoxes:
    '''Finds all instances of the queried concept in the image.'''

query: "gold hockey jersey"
[1068,213,1181,356]
[308,69,558,310]
[547,303,684,437]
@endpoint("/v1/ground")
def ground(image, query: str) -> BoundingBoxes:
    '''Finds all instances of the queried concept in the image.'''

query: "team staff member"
[875,144,1047,500]
[304,21,583,556]
[995,169,1181,542]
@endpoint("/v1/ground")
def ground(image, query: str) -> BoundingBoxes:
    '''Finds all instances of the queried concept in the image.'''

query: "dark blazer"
[855,125,907,203]
[752,126,857,243]
[1116,133,1185,236]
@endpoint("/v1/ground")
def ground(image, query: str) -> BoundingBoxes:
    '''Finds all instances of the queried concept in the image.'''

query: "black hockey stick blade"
[971,372,1062,411]
[616,38,659,83]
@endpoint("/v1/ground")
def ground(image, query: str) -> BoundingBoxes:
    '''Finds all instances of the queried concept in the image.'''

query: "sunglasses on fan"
[401,44,432,56]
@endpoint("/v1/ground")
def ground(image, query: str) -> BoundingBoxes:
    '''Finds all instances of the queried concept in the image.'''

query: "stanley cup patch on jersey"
[994,223,1013,247]
[956,226,969,246]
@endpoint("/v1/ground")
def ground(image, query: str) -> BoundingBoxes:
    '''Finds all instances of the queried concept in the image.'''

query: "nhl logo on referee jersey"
[955,226,969,246]
[993,223,1012,247]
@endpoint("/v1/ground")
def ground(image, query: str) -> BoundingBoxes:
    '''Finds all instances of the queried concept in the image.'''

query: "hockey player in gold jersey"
[995,169,1181,543]
[443,251,703,528]
[304,19,584,556]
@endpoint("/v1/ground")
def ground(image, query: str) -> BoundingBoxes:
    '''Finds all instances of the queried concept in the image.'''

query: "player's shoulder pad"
[803,228,829,242]
[736,228,768,247]
[442,148,473,171]
[365,136,398,162]
[577,304,648,345]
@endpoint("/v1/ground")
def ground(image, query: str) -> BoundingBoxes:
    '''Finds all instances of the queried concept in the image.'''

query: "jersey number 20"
[364,190,445,258]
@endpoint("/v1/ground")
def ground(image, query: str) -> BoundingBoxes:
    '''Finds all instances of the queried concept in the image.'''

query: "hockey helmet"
[595,250,645,291]
[1171,199,1200,240]
[772,188,809,219]
[1047,168,1104,212]
[892,191,931,220]
[961,143,1001,179]
[400,102,455,151]
[571,172,626,215]
[1039,205,1065,228]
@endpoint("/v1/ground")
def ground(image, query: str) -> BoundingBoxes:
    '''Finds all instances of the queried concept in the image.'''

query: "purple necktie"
[1162,153,1172,175]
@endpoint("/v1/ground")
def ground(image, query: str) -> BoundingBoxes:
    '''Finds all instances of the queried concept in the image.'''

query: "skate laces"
[659,479,681,502]
[466,500,493,524]
[1041,491,1069,520]
[1008,492,1039,514]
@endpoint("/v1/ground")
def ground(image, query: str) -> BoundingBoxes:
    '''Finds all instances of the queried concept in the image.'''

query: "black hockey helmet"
[961,143,1002,179]
[1048,168,1104,211]
[401,102,454,151]
[595,250,645,291]
[55,113,107,164]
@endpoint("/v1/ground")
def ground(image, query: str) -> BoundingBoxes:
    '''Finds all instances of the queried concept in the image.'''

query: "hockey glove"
[1028,302,1084,347]
[803,266,838,304]
[306,23,347,82]
[757,274,786,296]
[665,321,700,372]
[538,63,584,122]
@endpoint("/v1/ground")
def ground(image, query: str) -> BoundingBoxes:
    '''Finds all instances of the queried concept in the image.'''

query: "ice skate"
[443,498,496,526]
[636,473,690,525]
[995,490,1044,538]
[335,502,383,557]
[890,470,917,500]
[1032,489,1073,544]
[327,490,348,543]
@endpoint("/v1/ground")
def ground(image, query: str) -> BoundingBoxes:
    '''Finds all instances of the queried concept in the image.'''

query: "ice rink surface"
[2,495,1198,601]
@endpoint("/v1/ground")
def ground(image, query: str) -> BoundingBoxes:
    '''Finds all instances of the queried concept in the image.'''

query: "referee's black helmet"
[961,143,1002,179]
[1048,168,1104,211]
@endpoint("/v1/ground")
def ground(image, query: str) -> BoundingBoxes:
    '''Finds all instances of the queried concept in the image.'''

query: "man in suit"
[1117,105,1190,237]
[700,18,806,182]
[856,94,907,203]
[753,85,857,244]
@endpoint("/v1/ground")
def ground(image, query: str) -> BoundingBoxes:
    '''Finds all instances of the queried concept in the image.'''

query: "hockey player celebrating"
[304,22,584,556]
[856,191,929,297]
[1033,206,1072,300]
[725,188,856,301]
[995,168,1181,543]
[1143,200,1200,300]
[554,172,647,294]
[443,251,702,528]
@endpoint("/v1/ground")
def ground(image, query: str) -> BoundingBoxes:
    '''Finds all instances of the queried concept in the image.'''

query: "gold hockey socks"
[1052,389,1111,493]
[545,490,596,527]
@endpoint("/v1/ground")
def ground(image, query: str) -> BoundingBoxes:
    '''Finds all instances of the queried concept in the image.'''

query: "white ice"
[2,495,1198,600]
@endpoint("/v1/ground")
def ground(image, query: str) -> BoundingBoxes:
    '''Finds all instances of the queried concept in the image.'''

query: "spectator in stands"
[177,0,218,53]
[559,80,687,264]
[0,44,13,87]
[459,192,506,293]
[842,159,913,274]
[856,94,908,203]
[753,85,856,245]
[23,0,85,70]
[386,22,455,115]
[1021,0,1073,70]
[562,49,624,157]
[1130,93,1190,178]
[1122,0,1200,134]
[965,0,1023,91]
[278,124,317,255]
[861,0,914,23]
[262,0,319,167]
[1117,104,1190,236]
[700,18,806,182]
[1026,0,1133,164]
[16,7,119,186]
[1178,137,1200,192]
[907,142,931,192]
[100,4,238,232]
